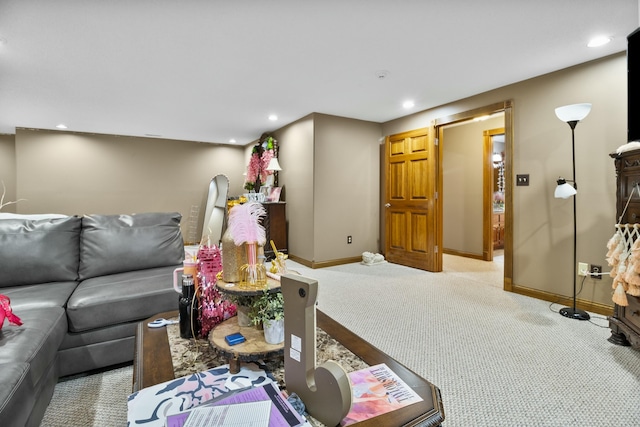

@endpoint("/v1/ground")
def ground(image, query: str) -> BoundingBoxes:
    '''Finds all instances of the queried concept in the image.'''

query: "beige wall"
[443,116,504,256]
[382,53,627,308]
[2,52,628,309]
[313,114,381,262]
[267,113,380,264]
[272,115,315,261]
[12,129,245,240]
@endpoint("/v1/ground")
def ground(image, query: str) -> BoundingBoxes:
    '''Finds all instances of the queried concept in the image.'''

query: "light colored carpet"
[41,364,131,426]
[42,255,640,426]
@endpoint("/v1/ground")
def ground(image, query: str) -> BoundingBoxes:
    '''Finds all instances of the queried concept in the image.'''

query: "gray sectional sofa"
[0,212,185,427]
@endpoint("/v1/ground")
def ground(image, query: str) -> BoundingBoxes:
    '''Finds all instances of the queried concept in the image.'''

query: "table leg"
[229,357,241,374]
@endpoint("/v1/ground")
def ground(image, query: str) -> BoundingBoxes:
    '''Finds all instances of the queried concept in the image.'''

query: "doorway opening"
[436,101,513,291]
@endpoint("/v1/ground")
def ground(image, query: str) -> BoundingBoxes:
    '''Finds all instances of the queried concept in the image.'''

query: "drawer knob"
[632,310,639,317]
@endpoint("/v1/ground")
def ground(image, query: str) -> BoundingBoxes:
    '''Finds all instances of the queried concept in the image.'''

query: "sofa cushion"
[1,282,78,311]
[0,216,81,287]
[59,321,138,350]
[0,363,34,427]
[67,265,180,332]
[0,307,67,390]
[78,212,184,280]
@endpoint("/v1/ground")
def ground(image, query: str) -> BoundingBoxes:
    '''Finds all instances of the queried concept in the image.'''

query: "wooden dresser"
[609,148,640,348]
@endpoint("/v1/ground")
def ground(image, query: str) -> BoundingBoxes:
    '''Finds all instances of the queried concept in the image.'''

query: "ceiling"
[0,1,638,146]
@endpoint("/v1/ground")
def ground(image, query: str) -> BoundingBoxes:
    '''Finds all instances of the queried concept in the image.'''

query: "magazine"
[340,363,423,426]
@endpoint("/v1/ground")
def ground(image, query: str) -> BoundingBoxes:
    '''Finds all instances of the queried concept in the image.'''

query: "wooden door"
[384,127,441,271]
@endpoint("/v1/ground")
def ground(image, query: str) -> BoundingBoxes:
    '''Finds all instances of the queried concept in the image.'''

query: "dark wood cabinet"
[609,148,640,349]
[261,202,287,260]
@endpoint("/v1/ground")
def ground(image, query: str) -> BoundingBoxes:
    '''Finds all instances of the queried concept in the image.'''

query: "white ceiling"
[0,0,638,145]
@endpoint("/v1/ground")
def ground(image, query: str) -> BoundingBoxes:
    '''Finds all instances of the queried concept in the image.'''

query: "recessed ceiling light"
[268,114,278,121]
[588,36,612,48]
[55,124,68,129]
[403,100,415,109]
[229,139,236,144]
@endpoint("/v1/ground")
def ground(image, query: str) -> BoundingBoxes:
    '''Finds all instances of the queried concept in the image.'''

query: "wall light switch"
[516,174,530,186]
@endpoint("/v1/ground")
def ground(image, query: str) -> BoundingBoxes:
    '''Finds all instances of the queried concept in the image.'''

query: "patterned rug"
[165,315,369,389]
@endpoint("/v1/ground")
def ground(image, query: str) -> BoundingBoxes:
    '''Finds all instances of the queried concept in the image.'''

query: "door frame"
[434,100,513,290]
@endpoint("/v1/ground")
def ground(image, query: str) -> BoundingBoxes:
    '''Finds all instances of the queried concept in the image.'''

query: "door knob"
[384,203,391,208]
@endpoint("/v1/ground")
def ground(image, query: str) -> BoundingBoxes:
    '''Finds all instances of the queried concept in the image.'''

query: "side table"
[209,316,284,373]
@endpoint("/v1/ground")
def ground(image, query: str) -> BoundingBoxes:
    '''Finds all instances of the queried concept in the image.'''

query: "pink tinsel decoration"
[228,202,266,245]
[197,244,236,337]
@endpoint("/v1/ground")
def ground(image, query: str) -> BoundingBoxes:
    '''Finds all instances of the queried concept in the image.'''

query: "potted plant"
[228,294,257,327]
[250,290,284,344]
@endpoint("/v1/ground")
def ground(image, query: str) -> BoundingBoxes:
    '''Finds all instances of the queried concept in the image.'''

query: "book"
[340,363,424,426]
[166,382,307,427]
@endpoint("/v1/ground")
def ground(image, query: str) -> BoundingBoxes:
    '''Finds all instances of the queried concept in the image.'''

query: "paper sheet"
[183,401,271,427]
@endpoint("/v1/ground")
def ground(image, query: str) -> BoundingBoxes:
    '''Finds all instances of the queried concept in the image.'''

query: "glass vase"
[240,242,267,290]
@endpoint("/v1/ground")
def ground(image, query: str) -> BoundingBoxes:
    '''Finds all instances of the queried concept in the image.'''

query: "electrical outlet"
[347,235,352,244]
[590,265,602,280]
[578,262,589,276]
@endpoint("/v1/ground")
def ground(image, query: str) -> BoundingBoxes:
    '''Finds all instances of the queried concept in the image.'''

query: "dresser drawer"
[623,295,640,331]
[620,202,640,224]
[621,173,640,202]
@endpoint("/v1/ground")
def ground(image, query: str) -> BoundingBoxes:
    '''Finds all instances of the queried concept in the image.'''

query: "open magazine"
[341,363,424,426]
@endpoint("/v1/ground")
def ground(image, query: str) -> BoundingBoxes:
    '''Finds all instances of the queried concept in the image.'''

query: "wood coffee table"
[133,309,445,426]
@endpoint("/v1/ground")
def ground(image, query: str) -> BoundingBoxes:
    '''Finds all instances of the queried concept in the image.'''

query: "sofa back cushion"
[79,212,184,280]
[0,216,81,287]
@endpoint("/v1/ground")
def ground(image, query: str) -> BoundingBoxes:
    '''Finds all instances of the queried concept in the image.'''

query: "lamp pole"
[559,120,590,321]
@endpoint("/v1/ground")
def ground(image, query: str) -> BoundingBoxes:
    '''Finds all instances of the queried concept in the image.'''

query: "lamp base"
[559,307,590,321]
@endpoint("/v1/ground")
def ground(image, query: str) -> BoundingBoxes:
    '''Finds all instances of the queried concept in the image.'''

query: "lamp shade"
[266,157,282,171]
[555,179,577,199]
[554,103,592,123]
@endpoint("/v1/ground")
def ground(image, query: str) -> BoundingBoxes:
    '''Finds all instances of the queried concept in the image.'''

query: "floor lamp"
[554,103,592,321]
